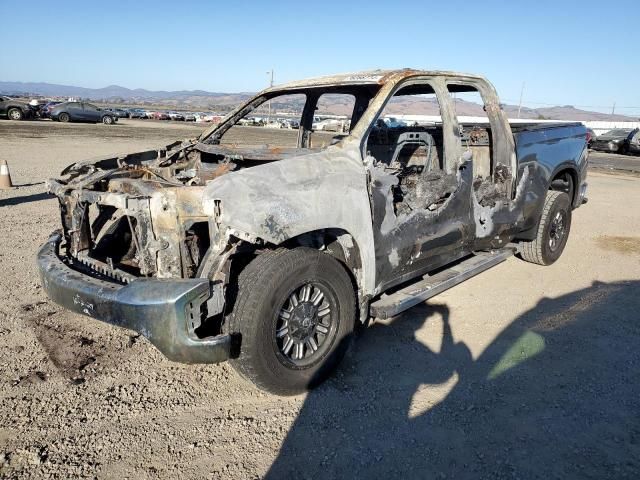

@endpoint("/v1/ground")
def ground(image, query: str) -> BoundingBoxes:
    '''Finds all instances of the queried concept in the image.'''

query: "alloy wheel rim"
[275,282,336,367]
[549,211,566,252]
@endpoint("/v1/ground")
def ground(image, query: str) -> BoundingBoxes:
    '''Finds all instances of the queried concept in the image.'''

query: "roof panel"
[266,69,484,92]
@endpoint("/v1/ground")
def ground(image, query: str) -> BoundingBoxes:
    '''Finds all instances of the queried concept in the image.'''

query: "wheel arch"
[196,226,370,328]
[220,228,366,297]
[280,228,364,286]
[548,165,579,208]
[516,164,579,241]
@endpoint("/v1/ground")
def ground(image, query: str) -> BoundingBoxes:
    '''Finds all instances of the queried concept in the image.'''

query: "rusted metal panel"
[201,143,377,294]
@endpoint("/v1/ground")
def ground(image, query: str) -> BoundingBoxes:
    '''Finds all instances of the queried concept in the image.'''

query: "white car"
[313,118,346,132]
[382,116,407,128]
[264,120,283,129]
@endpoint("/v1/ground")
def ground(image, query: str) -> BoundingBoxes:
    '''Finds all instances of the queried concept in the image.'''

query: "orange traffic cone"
[0,159,13,189]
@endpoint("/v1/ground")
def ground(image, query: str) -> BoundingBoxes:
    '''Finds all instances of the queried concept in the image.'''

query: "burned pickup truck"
[38,69,588,395]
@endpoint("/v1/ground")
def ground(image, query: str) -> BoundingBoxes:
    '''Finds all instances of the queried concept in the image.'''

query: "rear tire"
[519,190,572,266]
[58,113,70,123]
[228,247,356,395]
[7,108,23,120]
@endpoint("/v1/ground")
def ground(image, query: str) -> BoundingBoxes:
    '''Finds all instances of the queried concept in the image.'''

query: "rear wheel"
[228,248,356,395]
[7,108,23,120]
[519,190,572,265]
[58,112,70,123]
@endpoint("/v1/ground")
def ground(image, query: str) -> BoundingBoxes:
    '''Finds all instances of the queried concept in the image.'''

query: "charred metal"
[37,69,588,365]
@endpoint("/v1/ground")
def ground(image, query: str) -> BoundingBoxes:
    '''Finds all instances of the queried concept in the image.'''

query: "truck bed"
[512,122,587,174]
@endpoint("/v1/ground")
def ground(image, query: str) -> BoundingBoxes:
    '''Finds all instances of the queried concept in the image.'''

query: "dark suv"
[0,96,34,120]
[50,102,118,124]
[591,128,638,154]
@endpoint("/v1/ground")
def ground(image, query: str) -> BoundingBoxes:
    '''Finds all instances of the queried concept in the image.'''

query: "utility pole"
[266,69,274,123]
[611,102,616,115]
[517,81,525,119]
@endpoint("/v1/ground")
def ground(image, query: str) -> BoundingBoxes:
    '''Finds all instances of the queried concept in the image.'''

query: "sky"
[1,0,639,115]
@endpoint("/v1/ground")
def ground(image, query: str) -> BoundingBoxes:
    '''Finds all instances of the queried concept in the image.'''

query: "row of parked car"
[2,94,639,154]
[104,108,200,122]
[0,96,222,125]
[45,104,205,124]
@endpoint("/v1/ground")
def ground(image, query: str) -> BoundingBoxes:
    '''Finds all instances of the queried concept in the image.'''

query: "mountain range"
[0,81,636,122]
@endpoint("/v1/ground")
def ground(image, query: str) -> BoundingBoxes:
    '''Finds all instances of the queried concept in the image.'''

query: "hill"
[0,80,635,121]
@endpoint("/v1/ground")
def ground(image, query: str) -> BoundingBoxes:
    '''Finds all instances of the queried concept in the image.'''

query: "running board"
[369,249,514,319]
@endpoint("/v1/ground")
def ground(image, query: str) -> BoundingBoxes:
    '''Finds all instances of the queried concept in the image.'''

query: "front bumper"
[591,142,619,152]
[37,232,231,364]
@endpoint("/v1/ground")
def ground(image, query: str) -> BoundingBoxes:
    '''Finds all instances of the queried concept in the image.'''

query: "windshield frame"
[198,83,382,146]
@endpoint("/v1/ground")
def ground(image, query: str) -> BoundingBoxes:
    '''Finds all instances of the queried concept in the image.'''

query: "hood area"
[50,139,324,195]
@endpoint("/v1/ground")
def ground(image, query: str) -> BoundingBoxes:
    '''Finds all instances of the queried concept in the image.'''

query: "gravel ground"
[0,119,639,479]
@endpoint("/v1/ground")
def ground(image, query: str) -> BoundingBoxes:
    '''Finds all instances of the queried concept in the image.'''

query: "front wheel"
[228,248,356,395]
[519,190,572,265]
[7,108,24,120]
[102,115,114,125]
[58,112,70,123]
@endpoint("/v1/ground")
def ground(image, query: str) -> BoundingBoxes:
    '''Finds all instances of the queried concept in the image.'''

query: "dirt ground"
[0,119,639,479]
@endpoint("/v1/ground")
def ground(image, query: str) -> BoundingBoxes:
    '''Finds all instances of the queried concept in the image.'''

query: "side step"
[369,249,514,319]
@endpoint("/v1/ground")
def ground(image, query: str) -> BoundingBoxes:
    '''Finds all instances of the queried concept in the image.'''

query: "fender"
[516,159,585,241]
[202,141,377,295]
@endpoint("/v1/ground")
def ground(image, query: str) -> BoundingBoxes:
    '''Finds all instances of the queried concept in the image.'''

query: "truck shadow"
[0,192,52,207]
[266,280,640,479]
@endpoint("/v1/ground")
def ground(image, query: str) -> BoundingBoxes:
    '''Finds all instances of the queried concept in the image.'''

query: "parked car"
[312,118,338,131]
[39,69,588,395]
[383,116,407,128]
[112,108,129,119]
[50,102,118,124]
[40,101,63,119]
[264,120,283,128]
[281,118,300,129]
[184,113,196,122]
[590,128,636,154]
[152,111,170,120]
[0,96,34,120]
[585,128,596,149]
[317,118,348,132]
[127,108,147,119]
[168,111,185,121]
[238,116,263,126]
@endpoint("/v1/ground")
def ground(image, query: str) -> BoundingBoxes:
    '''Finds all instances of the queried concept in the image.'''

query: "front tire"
[102,115,114,125]
[519,190,572,265]
[228,248,356,395]
[7,108,23,120]
[58,112,70,123]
